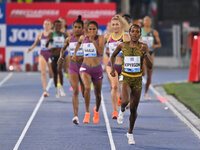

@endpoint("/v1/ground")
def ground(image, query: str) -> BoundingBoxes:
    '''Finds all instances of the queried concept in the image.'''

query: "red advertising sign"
[6,2,116,25]
[0,48,5,64]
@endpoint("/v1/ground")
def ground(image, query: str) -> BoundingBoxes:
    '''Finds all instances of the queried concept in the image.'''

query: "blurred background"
[0,0,200,71]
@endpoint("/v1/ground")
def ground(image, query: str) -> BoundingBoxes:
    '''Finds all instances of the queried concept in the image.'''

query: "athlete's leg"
[81,72,92,113]
[69,74,80,116]
[79,75,85,98]
[145,53,154,94]
[47,61,54,78]
[121,82,130,112]
[93,80,102,112]
[106,66,119,112]
[39,55,47,91]
[128,89,142,134]
[51,59,58,87]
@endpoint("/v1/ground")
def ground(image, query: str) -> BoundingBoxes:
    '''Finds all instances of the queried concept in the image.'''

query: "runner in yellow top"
[110,24,152,145]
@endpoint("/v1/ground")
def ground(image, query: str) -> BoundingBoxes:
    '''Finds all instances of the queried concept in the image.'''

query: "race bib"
[82,43,97,57]
[53,36,65,48]
[109,41,122,56]
[119,75,123,82]
[40,39,48,50]
[69,42,83,56]
[141,36,154,49]
[124,56,140,73]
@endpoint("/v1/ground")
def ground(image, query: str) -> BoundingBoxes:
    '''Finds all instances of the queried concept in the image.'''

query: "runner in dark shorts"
[110,24,152,145]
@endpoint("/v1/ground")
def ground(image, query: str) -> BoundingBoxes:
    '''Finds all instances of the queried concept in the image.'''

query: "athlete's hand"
[71,54,76,62]
[27,48,32,53]
[110,68,116,77]
[140,44,147,53]
[89,34,95,42]
[57,57,64,64]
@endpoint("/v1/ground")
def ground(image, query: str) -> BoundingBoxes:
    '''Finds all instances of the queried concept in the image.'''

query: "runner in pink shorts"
[72,21,104,124]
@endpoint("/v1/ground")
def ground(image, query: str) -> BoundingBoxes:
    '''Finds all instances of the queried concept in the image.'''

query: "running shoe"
[126,132,136,145]
[144,93,151,100]
[93,108,99,124]
[117,110,124,124]
[118,93,121,106]
[90,83,94,90]
[112,111,118,119]
[65,73,69,78]
[59,86,66,97]
[83,112,90,123]
[72,116,79,125]
[43,91,49,97]
[56,87,61,98]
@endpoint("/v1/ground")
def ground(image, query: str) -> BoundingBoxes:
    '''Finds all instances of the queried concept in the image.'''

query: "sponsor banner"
[6,46,40,71]
[0,2,6,24]
[0,47,5,64]
[6,2,116,25]
[6,25,106,46]
[0,24,6,46]
[7,25,43,46]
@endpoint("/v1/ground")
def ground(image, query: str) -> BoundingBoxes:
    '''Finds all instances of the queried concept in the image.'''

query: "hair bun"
[78,15,82,20]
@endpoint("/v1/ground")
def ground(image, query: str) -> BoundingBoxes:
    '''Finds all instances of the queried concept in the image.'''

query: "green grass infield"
[163,82,200,117]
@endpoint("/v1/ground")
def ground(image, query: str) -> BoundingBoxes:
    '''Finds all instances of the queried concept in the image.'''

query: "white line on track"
[142,77,200,139]
[101,93,116,150]
[13,79,53,150]
[0,72,13,87]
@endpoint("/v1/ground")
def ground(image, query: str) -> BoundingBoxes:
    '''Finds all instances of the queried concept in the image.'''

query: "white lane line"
[0,72,13,87]
[101,93,116,150]
[142,77,200,139]
[13,79,53,150]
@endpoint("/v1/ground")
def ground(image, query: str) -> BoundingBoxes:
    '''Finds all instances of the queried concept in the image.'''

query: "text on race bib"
[124,56,140,73]
[141,36,154,48]
[40,39,48,50]
[69,42,83,56]
[52,36,65,48]
[82,43,97,57]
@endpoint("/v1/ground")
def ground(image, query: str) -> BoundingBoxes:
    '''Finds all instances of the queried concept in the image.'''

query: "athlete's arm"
[104,33,110,44]
[123,33,130,42]
[58,37,70,64]
[142,43,152,69]
[71,35,85,61]
[45,32,53,48]
[27,33,41,53]
[153,30,161,49]
[110,43,124,77]
[93,35,104,56]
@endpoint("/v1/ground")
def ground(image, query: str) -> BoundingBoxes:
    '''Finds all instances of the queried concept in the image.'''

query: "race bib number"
[69,42,83,56]
[124,56,140,73]
[40,39,48,50]
[141,36,154,49]
[53,36,65,48]
[109,41,122,56]
[82,43,97,57]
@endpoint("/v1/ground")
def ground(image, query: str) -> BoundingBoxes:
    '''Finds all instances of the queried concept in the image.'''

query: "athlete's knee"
[73,87,79,96]
[130,103,137,115]
[111,84,118,91]
[84,86,90,93]
[41,71,46,77]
